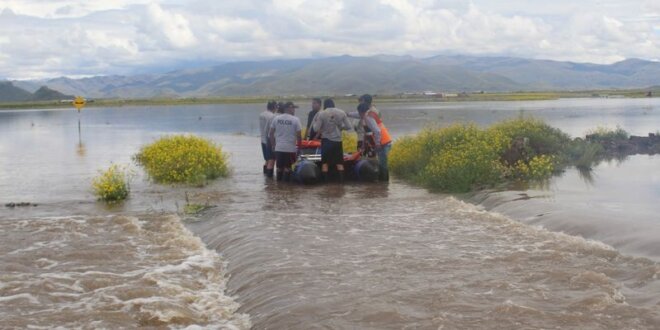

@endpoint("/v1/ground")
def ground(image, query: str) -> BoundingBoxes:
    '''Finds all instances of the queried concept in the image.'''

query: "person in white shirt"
[269,101,302,182]
[259,100,277,177]
[311,98,353,182]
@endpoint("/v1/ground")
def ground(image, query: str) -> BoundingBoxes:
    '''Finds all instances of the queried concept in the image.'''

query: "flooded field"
[1,98,659,328]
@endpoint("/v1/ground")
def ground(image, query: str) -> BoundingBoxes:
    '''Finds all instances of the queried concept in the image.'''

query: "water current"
[1,98,659,329]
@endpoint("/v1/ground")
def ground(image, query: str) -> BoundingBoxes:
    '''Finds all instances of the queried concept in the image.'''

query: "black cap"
[283,101,299,109]
[357,103,369,113]
[359,94,372,105]
[267,100,277,110]
[277,102,286,113]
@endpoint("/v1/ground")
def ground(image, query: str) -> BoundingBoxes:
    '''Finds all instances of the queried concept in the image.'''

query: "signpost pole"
[73,96,86,153]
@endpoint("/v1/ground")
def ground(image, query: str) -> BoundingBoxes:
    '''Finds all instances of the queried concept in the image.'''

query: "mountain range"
[6,54,660,100]
[0,81,73,102]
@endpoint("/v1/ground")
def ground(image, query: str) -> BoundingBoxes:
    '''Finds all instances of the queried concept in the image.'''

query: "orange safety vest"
[366,111,392,145]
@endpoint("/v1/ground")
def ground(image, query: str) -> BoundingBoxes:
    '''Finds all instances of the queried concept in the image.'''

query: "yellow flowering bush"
[490,118,570,156]
[301,128,358,153]
[342,131,358,153]
[390,119,566,192]
[134,135,229,186]
[513,155,555,180]
[391,124,509,192]
[92,164,130,202]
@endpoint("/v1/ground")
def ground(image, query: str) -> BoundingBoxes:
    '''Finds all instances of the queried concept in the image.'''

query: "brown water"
[1,99,659,329]
[1,214,249,329]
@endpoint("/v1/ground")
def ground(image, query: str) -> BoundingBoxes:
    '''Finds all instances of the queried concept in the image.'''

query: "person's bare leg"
[321,163,329,182]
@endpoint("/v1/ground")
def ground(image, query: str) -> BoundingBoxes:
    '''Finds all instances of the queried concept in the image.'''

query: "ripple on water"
[187,184,660,329]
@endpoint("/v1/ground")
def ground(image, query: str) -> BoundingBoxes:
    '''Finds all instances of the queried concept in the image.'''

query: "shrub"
[134,135,229,186]
[390,124,509,192]
[586,126,629,142]
[342,131,358,153]
[513,155,556,179]
[490,118,571,156]
[92,164,130,202]
[566,140,605,170]
[390,118,570,192]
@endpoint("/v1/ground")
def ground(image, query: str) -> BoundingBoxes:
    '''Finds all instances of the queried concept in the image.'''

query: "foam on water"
[0,214,250,329]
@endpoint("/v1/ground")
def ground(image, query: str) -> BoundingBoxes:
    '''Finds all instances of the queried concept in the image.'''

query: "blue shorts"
[261,143,275,161]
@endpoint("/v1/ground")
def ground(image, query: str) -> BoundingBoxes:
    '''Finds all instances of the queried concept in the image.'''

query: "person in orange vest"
[353,94,392,181]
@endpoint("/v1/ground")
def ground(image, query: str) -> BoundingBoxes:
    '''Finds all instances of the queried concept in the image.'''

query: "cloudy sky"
[1,0,658,79]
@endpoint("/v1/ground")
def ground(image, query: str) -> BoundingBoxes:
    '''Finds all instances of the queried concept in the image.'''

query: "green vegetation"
[390,124,509,192]
[181,192,215,215]
[92,164,131,202]
[134,135,229,186]
[389,118,601,193]
[567,126,631,169]
[183,203,209,215]
[586,126,629,142]
[342,131,358,153]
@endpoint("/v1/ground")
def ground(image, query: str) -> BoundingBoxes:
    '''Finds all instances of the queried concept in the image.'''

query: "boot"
[321,171,328,183]
[263,165,267,174]
[283,171,291,182]
[337,170,344,183]
[276,171,283,181]
[266,168,274,178]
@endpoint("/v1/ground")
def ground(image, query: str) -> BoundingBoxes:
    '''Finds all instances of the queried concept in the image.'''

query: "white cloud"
[139,3,197,49]
[208,16,268,43]
[0,0,658,79]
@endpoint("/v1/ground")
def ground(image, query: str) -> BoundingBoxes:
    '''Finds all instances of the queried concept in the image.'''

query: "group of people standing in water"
[258,94,392,182]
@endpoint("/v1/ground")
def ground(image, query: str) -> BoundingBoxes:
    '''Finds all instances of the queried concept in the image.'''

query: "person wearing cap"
[351,94,392,181]
[311,98,353,182]
[259,100,277,177]
[269,101,302,182]
[305,98,322,140]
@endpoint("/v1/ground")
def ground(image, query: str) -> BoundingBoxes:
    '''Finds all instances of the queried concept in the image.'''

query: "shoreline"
[0,88,657,110]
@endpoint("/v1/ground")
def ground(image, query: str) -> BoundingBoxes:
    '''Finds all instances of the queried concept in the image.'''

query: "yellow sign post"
[73,96,86,112]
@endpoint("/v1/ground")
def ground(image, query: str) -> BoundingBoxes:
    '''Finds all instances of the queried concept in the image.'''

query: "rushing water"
[1,98,659,329]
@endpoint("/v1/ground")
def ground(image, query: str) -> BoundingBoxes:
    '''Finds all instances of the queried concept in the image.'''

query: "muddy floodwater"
[1,98,659,329]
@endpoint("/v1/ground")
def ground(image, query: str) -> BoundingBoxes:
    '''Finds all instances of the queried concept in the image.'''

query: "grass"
[586,126,629,142]
[566,140,605,170]
[92,164,131,202]
[183,203,208,214]
[134,135,229,186]
[2,88,656,110]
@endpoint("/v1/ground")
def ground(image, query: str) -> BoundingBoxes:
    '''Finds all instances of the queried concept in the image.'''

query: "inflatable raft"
[293,140,379,184]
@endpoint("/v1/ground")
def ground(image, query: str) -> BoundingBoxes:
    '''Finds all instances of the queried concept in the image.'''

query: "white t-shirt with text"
[270,113,301,153]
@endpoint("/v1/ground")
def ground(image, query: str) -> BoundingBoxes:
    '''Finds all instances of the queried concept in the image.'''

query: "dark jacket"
[306,109,319,139]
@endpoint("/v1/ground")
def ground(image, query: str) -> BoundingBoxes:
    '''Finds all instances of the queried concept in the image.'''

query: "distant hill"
[32,86,73,101]
[13,55,660,98]
[0,81,73,102]
[424,55,660,90]
[0,81,34,102]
